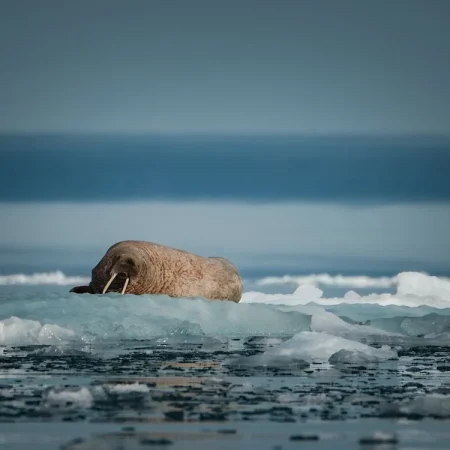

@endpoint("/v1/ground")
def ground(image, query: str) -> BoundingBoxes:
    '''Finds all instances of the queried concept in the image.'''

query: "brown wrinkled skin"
[70,240,243,302]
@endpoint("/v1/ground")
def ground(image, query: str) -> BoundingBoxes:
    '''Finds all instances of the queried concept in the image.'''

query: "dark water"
[2,335,450,449]
[1,134,449,203]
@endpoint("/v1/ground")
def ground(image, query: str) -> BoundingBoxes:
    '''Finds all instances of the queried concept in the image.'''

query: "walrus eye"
[126,258,135,267]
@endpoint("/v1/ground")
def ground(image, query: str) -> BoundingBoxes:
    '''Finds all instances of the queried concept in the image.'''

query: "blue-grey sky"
[1,0,450,134]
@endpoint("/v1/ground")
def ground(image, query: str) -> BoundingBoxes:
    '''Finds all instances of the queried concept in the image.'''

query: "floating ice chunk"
[260,331,397,363]
[228,331,397,367]
[308,307,400,338]
[401,314,450,336]
[359,432,398,445]
[45,387,93,409]
[271,304,401,341]
[368,313,450,337]
[382,394,450,418]
[98,382,152,407]
[0,317,42,346]
[0,316,75,346]
[105,383,150,394]
[329,349,382,364]
[0,271,90,286]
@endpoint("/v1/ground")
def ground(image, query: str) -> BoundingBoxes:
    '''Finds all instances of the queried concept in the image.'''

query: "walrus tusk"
[121,278,129,295]
[103,273,117,294]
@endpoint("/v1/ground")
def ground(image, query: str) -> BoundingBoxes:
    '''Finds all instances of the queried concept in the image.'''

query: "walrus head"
[102,253,140,295]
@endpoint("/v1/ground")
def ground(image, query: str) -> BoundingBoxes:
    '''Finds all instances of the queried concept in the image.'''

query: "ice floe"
[382,394,450,418]
[227,331,397,367]
[0,316,75,346]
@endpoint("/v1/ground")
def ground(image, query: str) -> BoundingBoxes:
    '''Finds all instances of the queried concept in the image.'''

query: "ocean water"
[2,271,450,449]
[1,133,450,203]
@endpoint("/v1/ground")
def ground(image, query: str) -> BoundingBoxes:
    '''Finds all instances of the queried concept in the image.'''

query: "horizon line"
[1,131,450,140]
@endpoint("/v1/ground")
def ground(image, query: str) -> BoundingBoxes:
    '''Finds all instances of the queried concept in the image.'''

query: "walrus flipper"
[70,285,92,294]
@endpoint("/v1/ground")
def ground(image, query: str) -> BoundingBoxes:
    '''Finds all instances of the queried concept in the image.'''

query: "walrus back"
[146,243,243,302]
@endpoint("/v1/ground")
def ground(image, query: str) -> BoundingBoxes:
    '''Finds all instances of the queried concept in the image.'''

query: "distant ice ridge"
[243,272,450,309]
[0,271,90,286]
[256,274,399,289]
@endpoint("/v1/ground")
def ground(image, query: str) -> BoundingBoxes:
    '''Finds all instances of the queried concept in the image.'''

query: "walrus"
[70,240,243,302]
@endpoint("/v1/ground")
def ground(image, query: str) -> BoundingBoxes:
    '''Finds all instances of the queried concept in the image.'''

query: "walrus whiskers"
[102,273,117,294]
[121,278,129,295]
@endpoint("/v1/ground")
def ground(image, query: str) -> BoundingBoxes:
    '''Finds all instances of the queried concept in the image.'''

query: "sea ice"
[0,316,75,346]
[0,294,312,344]
[368,313,450,336]
[243,272,450,309]
[228,331,397,367]
[45,387,94,409]
[382,394,450,418]
[1,271,449,346]
[397,272,450,299]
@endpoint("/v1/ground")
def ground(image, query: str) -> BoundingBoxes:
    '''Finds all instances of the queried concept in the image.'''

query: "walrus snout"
[102,255,139,295]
